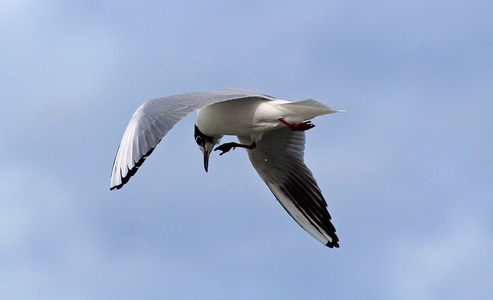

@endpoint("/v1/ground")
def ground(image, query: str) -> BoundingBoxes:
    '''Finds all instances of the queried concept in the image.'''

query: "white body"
[196,97,337,142]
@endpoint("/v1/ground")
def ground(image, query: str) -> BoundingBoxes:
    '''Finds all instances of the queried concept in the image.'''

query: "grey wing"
[110,89,273,190]
[239,128,339,247]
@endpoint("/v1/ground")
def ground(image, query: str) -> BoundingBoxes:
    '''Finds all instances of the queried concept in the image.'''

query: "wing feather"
[239,128,339,247]
[110,89,275,190]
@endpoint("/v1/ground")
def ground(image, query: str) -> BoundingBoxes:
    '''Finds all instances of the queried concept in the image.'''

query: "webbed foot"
[214,142,257,156]
[214,142,238,156]
[279,118,315,131]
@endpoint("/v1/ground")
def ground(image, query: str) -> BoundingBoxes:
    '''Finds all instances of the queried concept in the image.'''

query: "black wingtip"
[325,232,340,248]
[326,241,340,248]
[110,147,156,191]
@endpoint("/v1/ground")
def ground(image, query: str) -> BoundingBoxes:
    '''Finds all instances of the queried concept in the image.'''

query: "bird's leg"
[279,118,315,131]
[214,142,256,156]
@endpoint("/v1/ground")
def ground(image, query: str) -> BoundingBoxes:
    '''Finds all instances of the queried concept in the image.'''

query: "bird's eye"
[195,136,203,144]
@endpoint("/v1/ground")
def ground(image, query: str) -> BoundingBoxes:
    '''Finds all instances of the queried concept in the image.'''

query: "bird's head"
[194,124,219,172]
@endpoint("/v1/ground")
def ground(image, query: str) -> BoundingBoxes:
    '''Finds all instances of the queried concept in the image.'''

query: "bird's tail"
[279,99,344,121]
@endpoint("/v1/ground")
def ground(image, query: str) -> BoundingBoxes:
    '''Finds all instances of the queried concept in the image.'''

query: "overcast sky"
[2,1,492,299]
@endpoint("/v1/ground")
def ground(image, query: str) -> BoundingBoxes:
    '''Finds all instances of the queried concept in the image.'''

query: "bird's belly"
[196,98,284,137]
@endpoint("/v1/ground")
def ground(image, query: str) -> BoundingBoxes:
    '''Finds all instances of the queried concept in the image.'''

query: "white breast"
[195,97,336,141]
[196,98,286,138]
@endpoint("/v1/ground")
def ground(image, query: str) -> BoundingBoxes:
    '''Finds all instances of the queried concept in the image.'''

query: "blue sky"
[2,1,492,299]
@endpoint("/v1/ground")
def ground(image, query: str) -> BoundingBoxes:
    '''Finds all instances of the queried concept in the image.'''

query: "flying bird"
[110,88,343,247]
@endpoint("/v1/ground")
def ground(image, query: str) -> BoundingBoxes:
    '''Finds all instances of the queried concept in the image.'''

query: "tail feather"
[279,99,342,121]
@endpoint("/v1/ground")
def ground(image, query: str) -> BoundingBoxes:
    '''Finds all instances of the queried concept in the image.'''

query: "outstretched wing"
[110,88,274,190]
[239,128,339,247]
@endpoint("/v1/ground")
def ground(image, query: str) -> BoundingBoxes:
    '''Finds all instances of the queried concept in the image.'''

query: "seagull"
[110,88,343,248]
